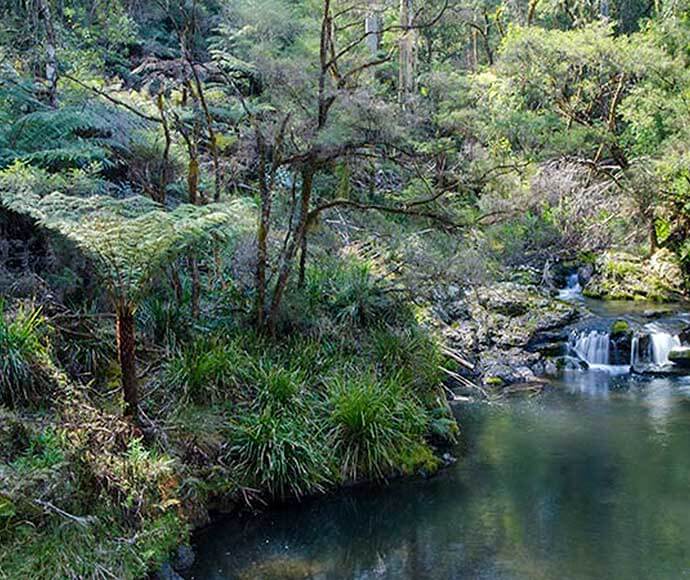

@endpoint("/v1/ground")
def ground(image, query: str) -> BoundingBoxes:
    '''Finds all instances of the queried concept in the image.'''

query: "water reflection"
[189,378,690,580]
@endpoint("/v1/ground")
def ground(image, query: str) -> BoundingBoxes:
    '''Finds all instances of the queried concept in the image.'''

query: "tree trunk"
[38,0,58,108]
[298,234,308,288]
[156,94,171,204]
[649,217,658,255]
[365,9,382,56]
[267,167,314,334]
[399,0,416,107]
[255,130,271,327]
[599,0,610,18]
[116,302,138,420]
[187,155,201,318]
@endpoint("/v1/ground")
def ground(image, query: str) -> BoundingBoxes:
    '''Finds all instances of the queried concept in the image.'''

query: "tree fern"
[0,175,256,419]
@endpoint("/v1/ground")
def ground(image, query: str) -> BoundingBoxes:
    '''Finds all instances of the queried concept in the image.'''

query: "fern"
[0,184,256,305]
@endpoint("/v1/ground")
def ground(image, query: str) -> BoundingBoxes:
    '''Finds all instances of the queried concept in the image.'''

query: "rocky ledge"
[584,249,685,302]
[433,282,583,389]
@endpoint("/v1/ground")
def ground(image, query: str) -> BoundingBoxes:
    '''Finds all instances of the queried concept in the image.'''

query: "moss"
[485,376,505,386]
[585,250,685,302]
[397,442,442,476]
[610,319,631,336]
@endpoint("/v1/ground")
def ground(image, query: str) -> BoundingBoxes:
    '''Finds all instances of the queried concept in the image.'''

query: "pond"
[188,369,690,579]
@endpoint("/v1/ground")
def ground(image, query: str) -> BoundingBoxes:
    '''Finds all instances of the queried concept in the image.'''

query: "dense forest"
[2,1,690,578]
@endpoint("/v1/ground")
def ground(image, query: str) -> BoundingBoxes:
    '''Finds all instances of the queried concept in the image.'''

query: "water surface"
[189,371,690,580]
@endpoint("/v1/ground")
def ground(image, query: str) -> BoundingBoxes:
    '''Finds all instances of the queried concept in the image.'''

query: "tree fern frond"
[0,179,256,305]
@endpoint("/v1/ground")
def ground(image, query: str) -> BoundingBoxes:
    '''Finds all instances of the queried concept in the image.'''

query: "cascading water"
[649,332,681,365]
[572,331,610,366]
[559,273,582,300]
[572,325,681,372]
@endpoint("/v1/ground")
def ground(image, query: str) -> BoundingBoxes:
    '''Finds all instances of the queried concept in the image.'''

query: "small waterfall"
[572,331,611,366]
[572,326,681,372]
[650,333,680,365]
[559,273,582,299]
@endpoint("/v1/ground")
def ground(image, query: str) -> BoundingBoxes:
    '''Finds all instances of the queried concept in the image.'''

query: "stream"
[188,298,690,580]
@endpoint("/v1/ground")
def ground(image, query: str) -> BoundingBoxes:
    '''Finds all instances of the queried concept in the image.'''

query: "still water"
[189,371,690,579]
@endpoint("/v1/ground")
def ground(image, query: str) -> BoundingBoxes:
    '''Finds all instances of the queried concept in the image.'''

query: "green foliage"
[165,337,251,404]
[228,405,332,500]
[281,256,406,334]
[368,327,443,395]
[10,430,65,472]
[0,170,256,306]
[0,301,52,408]
[327,374,429,481]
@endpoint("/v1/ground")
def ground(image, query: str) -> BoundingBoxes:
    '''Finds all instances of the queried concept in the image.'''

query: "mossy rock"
[668,347,690,368]
[585,250,685,302]
[610,319,631,336]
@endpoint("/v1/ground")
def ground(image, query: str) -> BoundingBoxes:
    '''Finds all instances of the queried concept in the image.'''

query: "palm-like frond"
[0,185,256,305]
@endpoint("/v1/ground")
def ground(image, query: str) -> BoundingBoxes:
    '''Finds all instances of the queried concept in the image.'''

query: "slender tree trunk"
[365,8,382,56]
[599,0,610,18]
[298,234,308,288]
[255,130,270,327]
[399,0,417,107]
[649,217,658,255]
[267,167,314,333]
[116,301,138,420]
[38,0,58,108]
[187,154,201,318]
[157,94,171,204]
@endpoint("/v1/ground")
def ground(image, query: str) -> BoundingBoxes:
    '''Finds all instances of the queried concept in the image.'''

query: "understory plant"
[0,300,52,407]
[327,372,430,481]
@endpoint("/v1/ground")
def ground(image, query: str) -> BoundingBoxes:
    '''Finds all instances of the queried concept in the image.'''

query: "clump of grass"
[327,373,429,481]
[0,300,52,408]
[165,337,252,404]
[368,326,443,395]
[228,406,332,500]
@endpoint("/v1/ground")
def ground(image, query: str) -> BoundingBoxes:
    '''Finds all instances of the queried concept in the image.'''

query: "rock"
[154,563,184,580]
[668,347,690,368]
[173,545,195,572]
[544,360,558,376]
[584,250,684,302]
[447,284,461,299]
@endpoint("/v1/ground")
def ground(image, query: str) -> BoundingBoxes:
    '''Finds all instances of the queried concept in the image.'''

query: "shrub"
[0,301,52,407]
[327,373,429,481]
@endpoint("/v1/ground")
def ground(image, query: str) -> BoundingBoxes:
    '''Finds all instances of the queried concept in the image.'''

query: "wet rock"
[173,545,195,572]
[668,347,690,368]
[154,563,184,580]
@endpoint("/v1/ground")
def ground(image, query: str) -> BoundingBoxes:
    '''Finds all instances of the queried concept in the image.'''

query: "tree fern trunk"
[116,302,138,420]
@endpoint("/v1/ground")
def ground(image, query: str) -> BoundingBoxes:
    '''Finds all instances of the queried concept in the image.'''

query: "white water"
[650,332,681,365]
[573,331,610,365]
[559,273,582,300]
[574,327,681,371]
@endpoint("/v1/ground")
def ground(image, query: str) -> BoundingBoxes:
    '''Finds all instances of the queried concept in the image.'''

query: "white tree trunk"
[399,0,416,107]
